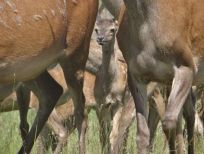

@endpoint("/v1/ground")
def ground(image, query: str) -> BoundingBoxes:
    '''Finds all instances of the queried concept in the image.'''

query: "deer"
[0,35,130,154]
[31,14,135,153]
[35,30,134,153]
[98,0,197,153]
[0,0,98,153]
[0,58,194,153]
[39,60,99,154]
[0,76,197,154]
[148,85,197,153]
[112,0,204,153]
[93,12,134,153]
[41,66,197,154]
[0,61,96,154]
[0,29,130,153]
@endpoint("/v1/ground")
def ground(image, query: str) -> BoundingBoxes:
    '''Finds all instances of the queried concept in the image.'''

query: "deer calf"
[94,16,134,154]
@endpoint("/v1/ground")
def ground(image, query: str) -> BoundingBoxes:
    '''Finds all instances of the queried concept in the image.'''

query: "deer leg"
[175,112,184,154]
[45,109,68,154]
[95,107,112,154]
[18,71,63,154]
[16,84,31,142]
[101,121,111,154]
[110,106,123,154]
[53,112,87,154]
[61,54,88,154]
[162,108,183,154]
[148,86,166,151]
[163,127,176,154]
[183,90,195,154]
[36,135,47,154]
[163,66,193,130]
[110,96,135,154]
[79,111,88,153]
[36,125,52,154]
[128,72,149,154]
[148,99,160,152]
[60,68,87,154]
[162,112,184,154]
[52,128,68,154]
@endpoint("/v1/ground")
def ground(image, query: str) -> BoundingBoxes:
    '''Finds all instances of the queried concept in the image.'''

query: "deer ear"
[111,17,115,21]
[115,20,119,26]
[111,17,118,26]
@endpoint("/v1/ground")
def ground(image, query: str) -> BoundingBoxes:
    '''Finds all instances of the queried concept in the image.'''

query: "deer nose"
[97,36,104,43]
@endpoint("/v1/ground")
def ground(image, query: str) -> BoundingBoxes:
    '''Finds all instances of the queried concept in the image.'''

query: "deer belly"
[0,47,64,84]
[128,55,174,83]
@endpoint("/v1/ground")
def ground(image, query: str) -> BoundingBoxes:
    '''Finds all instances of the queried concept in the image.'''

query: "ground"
[0,110,203,154]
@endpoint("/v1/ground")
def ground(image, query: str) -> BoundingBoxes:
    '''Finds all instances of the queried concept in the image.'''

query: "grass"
[0,110,203,154]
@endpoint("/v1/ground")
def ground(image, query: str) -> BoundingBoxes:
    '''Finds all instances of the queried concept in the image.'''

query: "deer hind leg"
[16,84,31,142]
[128,72,149,154]
[175,112,184,154]
[148,98,161,152]
[163,85,195,154]
[183,90,195,154]
[163,66,193,130]
[61,67,87,154]
[110,106,123,154]
[95,107,112,154]
[44,109,68,154]
[163,124,176,154]
[148,86,167,152]
[162,111,183,154]
[18,71,63,154]
[79,110,88,152]
[163,112,180,154]
[60,46,89,154]
[36,125,52,154]
[163,33,196,130]
[110,97,135,154]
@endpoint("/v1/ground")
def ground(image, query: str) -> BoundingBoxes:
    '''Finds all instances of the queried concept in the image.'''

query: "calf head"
[95,18,118,46]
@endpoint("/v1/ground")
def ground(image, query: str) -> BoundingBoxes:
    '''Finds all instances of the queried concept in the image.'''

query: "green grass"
[0,110,203,154]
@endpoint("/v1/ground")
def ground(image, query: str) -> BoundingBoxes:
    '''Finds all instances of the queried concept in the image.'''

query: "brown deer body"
[0,37,131,154]
[0,0,98,153]
[117,0,204,153]
[99,1,197,153]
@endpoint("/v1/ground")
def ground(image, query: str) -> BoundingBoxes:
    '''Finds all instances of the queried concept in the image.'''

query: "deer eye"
[95,28,98,34]
[110,28,115,33]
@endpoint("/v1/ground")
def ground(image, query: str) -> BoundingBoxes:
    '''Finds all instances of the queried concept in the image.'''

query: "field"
[0,109,204,154]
